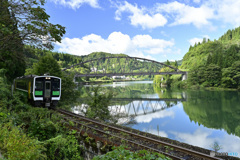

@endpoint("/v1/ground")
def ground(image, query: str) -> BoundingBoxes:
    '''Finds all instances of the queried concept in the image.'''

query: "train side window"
[35,81,43,90]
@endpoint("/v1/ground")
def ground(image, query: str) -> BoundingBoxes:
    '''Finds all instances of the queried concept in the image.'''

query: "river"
[72,81,240,156]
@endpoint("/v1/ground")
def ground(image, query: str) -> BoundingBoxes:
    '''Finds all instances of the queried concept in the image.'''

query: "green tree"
[203,64,221,87]
[221,67,235,88]
[221,61,240,88]
[231,61,240,88]
[0,0,65,82]
[84,85,114,121]
[0,0,25,82]
[32,54,62,77]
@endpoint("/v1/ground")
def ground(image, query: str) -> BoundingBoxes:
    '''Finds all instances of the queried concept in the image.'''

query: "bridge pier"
[182,72,188,81]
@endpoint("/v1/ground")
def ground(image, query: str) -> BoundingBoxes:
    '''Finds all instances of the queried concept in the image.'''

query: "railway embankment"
[56,108,240,160]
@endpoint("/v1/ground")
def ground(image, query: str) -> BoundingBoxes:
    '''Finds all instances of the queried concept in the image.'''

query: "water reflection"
[73,81,240,155]
[182,90,240,138]
[75,81,184,125]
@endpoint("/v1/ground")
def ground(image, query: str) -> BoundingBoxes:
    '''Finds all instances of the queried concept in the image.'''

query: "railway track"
[54,108,223,160]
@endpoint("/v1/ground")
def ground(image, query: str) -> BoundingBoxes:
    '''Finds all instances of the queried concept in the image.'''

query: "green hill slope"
[181,27,240,70]
[180,26,240,89]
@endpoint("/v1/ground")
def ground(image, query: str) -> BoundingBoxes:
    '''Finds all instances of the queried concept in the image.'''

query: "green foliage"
[187,64,221,87]
[221,61,240,88]
[182,90,240,138]
[219,26,240,43]
[0,121,46,160]
[153,67,176,87]
[179,26,240,89]
[0,0,25,82]
[0,69,30,113]
[59,73,80,106]
[0,69,82,160]
[23,45,83,69]
[30,54,62,77]
[84,85,114,121]
[210,141,222,152]
[44,133,82,160]
[0,0,65,82]
[181,41,223,70]
[28,119,58,141]
[2,0,65,50]
[93,145,171,160]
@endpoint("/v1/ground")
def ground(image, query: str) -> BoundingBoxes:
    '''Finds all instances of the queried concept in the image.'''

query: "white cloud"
[51,0,100,9]
[205,0,240,27]
[135,109,175,123]
[56,32,174,59]
[171,128,214,149]
[115,1,167,29]
[113,0,240,29]
[156,1,214,28]
[155,0,240,28]
[188,35,209,46]
[144,129,168,137]
[189,37,202,46]
[171,128,240,154]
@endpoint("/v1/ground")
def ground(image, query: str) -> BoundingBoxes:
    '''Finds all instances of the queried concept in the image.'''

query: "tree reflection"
[182,90,240,138]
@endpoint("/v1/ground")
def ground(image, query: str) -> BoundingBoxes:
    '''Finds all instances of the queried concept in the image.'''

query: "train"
[14,74,61,107]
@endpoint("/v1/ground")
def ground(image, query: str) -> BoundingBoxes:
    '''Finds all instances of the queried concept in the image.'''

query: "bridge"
[62,56,187,80]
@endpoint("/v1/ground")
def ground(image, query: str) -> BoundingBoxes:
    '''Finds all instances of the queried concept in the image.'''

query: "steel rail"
[61,115,182,160]
[55,108,222,160]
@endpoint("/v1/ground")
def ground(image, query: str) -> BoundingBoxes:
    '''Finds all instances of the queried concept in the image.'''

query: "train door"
[45,81,51,98]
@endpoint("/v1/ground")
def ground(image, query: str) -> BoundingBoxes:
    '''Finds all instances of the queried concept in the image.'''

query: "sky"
[44,0,240,62]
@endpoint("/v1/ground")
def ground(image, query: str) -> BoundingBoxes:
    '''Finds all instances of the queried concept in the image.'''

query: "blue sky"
[45,0,240,62]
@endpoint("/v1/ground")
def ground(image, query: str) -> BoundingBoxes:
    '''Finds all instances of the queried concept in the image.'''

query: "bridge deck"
[75,71,187,77]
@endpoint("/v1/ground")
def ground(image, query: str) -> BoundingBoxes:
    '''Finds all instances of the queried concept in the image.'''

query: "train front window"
[35,81,43,90]
[52,79,60,90]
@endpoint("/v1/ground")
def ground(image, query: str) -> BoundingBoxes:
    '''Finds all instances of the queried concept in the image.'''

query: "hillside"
[181,26,240,70]
[180,26,240,89]
[25,47,182,77]
[24,45,83,69]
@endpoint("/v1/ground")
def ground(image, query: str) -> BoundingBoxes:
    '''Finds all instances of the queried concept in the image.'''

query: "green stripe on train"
[35,91,43,96]
[52,91,60,96]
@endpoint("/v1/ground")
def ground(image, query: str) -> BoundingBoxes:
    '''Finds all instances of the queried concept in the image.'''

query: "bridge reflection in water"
[73,97,185,125]
[109,98,185,117]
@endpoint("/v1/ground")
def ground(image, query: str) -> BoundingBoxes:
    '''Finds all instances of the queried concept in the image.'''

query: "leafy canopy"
[30,54,62,77]
[0,0,65,82]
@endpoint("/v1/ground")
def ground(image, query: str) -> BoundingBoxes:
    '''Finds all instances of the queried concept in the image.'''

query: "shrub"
[93,145,171,160]
[0,122,46,160]
[43,131,82,160]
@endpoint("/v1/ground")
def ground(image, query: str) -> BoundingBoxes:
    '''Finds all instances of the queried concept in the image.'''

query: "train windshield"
[52,79,60,90]
[35,81,43,90]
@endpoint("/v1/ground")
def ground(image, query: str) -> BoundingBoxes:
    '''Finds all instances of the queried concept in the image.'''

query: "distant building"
[112,75,126,79]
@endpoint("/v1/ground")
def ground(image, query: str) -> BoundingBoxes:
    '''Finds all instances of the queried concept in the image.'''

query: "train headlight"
[46,77,51,79]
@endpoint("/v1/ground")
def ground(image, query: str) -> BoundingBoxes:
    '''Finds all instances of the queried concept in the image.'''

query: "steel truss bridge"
[62,56,187,78]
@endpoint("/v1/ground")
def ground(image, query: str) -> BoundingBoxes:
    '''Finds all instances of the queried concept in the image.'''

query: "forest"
[161,26,240,89]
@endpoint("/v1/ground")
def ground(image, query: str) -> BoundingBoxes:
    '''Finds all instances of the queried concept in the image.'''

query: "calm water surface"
[74,81,240,155]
